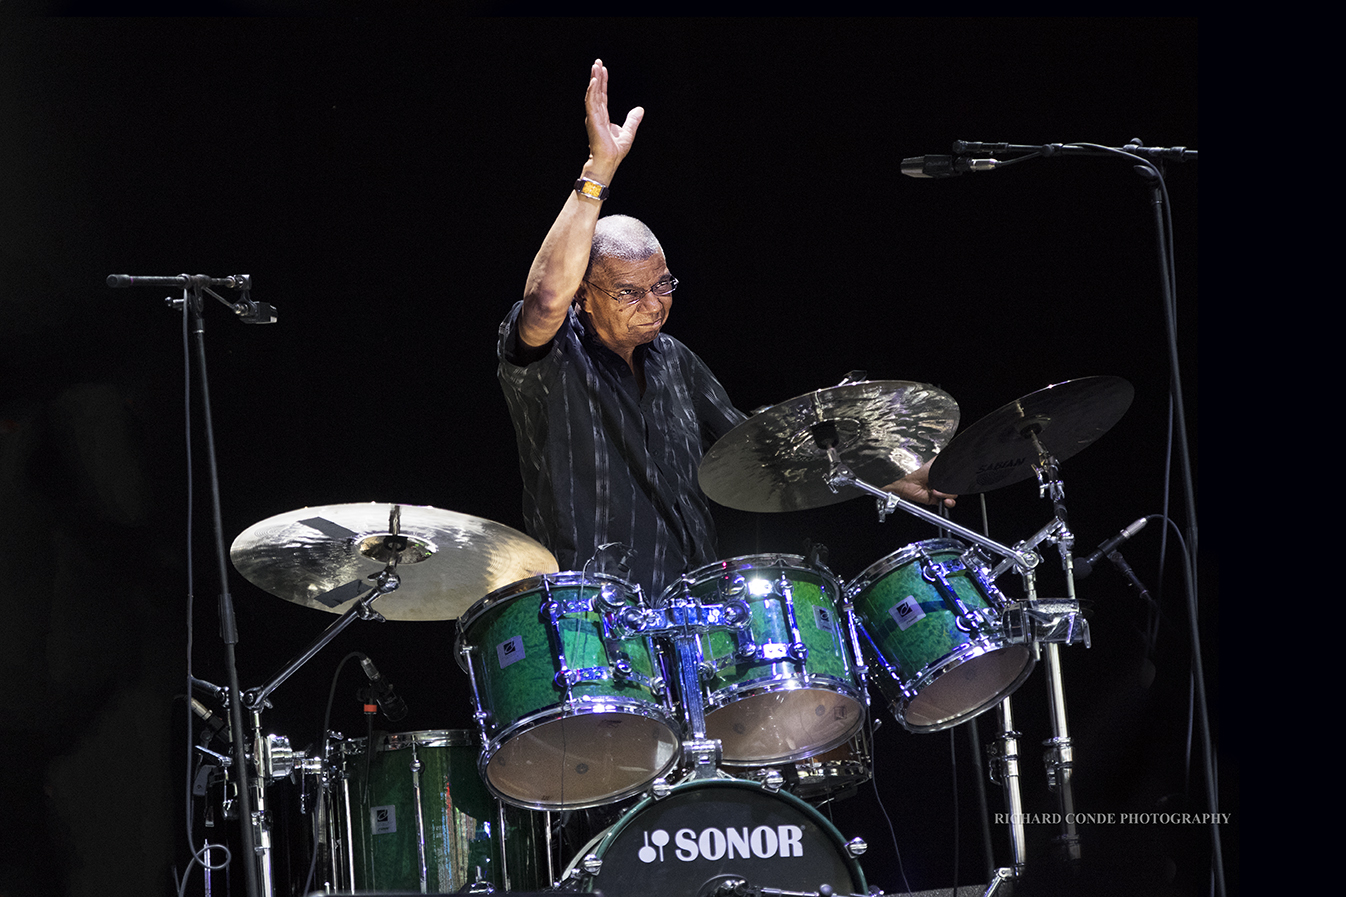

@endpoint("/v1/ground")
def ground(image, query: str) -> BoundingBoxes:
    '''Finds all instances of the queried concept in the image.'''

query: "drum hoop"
[375,729,477,751]
[879,638,1036,732]
[665,554,840,602]
[580,777,867,889]
[705,673,867,714]
[480,696,681,760]
[845,538,970,597]
[480,698,682,810]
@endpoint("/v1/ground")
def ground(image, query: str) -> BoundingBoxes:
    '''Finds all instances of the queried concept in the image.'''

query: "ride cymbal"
[927,376,1134,495]
[698,380,959,512]
[230,502,558,620]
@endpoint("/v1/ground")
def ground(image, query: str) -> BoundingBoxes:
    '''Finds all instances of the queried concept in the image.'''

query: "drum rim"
[455,570,643,668]
[874,637,1036,733]
[703,676,868,765]
[479,697,683,810]
[661,554,841,602]
[565,776,867,891]
[459,570,641,630]
[378,728,477,750]
[845,538,971,597]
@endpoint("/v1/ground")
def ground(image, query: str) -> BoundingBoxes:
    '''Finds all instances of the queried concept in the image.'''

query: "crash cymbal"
[698,381,959,512]
[230,502,558,621]
[927,376,1134,495]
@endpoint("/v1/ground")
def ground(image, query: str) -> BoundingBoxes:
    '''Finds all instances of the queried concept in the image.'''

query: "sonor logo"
[638,825,805,863]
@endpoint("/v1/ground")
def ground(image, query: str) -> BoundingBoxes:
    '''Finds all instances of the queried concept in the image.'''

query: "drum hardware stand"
[109,273,274,897]
[243,565,401,711]
[997,437,1086,868]
[408,741,431,893]
[237,542,404,893]
[811,423,1038,576]
[987,698,1028,881]
[635,587,757,779]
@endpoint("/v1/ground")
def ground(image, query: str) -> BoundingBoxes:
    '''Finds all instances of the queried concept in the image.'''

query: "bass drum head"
[566,779,866,896]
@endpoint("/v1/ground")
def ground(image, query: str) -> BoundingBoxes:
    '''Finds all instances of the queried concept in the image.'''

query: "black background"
[0,16,1212,897]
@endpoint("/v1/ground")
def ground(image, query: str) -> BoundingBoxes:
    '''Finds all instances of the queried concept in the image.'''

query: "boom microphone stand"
[110,273,274,897]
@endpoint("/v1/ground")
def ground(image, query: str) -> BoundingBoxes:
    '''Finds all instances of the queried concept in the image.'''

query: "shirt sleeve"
[498,301,555,368]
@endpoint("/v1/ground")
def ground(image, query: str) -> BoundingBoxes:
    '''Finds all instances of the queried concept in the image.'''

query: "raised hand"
[584,59,644,177]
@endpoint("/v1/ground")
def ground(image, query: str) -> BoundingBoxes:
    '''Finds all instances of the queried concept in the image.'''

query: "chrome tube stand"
[818,444,1038,575]
[1023,440,1085,865]
[987,696,1028,879]
[636,587,748,778]
[243,567,400,711]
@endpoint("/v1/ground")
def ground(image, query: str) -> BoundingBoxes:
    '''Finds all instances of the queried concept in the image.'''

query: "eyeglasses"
[584,276,678,306]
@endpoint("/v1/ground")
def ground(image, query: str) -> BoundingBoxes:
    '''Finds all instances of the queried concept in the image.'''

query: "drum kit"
[201,374,1135,897]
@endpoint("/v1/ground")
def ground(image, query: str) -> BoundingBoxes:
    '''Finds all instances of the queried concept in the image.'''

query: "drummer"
[497,59,951,599]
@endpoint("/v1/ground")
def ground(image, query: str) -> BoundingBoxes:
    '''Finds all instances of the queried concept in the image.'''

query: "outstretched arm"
[884,459,957,508]
[519,59,644,348]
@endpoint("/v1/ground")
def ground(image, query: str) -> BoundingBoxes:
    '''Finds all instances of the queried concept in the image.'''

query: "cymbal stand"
[812,427,1038,575]
[1017,435,1086,865]
[243,565,401,711]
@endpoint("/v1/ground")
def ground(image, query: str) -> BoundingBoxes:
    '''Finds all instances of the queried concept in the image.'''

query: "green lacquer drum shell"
[672,555,866,765]
[337,730,544,892]
[848,539,1034,732]
[456,573,681,810]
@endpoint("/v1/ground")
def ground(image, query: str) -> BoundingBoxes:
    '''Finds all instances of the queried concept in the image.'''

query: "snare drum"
[329,730,544,893]
[668,555,866,765]
[559,778,868,896]
[456,573,681,810]
[848,539,1033,732]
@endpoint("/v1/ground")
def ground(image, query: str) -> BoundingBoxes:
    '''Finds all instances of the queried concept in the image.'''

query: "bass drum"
[561,779,867,897]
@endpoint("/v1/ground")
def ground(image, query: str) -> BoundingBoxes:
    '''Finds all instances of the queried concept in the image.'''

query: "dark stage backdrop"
[0,17,1210,897]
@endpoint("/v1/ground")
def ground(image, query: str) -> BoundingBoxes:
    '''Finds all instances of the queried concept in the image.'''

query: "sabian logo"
[638,825,805,863]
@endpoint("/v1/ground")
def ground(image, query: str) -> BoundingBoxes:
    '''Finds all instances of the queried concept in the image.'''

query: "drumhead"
[566,779,866,896]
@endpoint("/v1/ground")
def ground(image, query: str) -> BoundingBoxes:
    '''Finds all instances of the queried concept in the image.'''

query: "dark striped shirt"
[497,302,746,600]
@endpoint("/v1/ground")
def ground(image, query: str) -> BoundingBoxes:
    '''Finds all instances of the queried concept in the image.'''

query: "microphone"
[359,655,409,721]
[190,698,231,746]
[900,155,999,178]
[1074,517,1148,579]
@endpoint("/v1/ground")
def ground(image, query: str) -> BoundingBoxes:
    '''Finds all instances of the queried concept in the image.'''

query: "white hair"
[587,215,663,275]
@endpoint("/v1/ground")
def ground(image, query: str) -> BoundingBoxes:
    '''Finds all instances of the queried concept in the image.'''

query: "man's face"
[579,252,673,361]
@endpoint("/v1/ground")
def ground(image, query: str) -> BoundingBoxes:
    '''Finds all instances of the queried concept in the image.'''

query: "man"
[498,60,949,600]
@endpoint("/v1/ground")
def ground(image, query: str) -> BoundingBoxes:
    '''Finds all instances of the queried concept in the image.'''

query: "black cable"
[949,727,960,896]
[177,292,233,897]
[868,713,913,895]
[300,651,366,896]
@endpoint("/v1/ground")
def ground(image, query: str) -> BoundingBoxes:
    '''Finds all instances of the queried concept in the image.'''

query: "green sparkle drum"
[559,778,868,896]
[669,555,866,765]
[848,539,1034,732]
[332,730,543,893]
[456,572,681,810]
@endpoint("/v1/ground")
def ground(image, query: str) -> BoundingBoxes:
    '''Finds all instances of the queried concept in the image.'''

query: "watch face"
[577,179,606,199]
